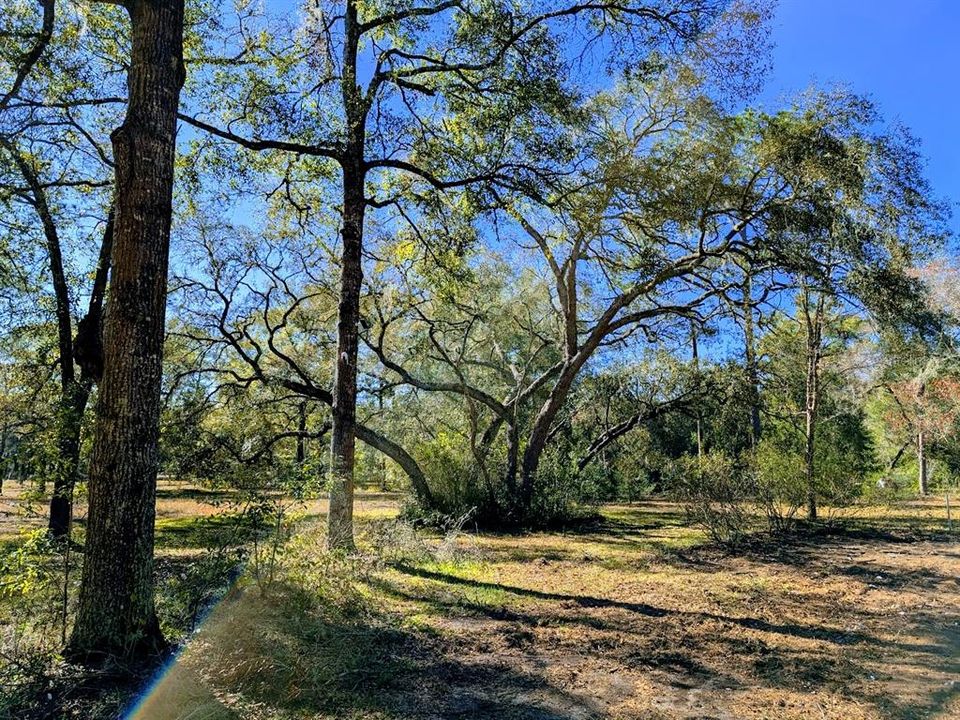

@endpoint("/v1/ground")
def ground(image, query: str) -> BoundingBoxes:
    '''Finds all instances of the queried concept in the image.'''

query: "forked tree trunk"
[68,0,184,659]
[802,291,825,521]
[49,211,112,537]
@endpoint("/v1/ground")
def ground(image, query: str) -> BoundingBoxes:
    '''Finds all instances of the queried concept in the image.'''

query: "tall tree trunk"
[296,401,307,465]
[68,0,184,660]
[802,291,824,521]
[742,268,762,445]
[917,430,928,495]
[328,156,365,550]
[327,0,367,551]
[691,322,703,457]
[518,365,579,513]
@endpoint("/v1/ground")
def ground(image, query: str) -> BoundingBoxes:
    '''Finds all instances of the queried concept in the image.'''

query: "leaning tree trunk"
[68,0,184,660]
[518,365,580,515]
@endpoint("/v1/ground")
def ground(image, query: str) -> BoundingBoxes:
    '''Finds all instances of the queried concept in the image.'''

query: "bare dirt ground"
[106,494,960,720]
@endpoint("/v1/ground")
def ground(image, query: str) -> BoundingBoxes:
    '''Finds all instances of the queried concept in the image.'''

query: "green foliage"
[155,546,246,643]
[752,441,807,533]
[0,529,77,645]
[0,529,80,712]
[524,446,603,527]
[670,451,756,547]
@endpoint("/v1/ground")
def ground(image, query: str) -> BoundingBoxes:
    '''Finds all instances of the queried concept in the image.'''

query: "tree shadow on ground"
[390,564,928,649]
[728,529,960,594]
[129,581,604,720]
[154,486,237,502]
[386,558,959,720]
[153,513,259,550]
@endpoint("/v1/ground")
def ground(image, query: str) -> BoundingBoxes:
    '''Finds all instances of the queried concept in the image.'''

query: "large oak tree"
[180,0,739,548]
[68,0,186,659]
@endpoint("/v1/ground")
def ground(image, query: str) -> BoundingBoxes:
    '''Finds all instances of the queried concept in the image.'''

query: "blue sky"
[763,0,959,233]
[206,0,960,240]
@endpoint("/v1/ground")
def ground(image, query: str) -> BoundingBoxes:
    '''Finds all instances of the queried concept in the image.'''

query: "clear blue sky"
[763,0,960,233]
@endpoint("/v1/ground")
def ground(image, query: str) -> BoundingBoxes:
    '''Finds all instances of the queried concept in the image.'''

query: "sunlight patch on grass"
[154,513,254,550]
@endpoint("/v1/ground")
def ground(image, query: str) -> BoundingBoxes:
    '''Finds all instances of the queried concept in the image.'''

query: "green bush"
[671,451,756,547]
[753,441,806,533]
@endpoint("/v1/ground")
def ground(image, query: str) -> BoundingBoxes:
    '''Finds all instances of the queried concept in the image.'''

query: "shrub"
[671,450,756,547]
[0,529,81,717]
[753,441,806,533]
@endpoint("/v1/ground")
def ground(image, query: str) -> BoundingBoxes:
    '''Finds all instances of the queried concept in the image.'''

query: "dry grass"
[78,494,959,720]
[0,479,401,545]
[1,481,956,718]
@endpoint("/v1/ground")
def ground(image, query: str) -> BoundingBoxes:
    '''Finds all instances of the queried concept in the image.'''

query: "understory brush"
[671,451,758,547]
[401,448,603,532]
[0,529,81,717]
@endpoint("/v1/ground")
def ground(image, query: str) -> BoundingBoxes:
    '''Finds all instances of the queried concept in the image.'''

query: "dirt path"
[130,502,959,720]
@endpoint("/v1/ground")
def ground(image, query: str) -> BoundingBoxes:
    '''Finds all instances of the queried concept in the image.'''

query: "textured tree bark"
[328,156,365,551]
[327,0,367,551]
[68,0,184,660]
